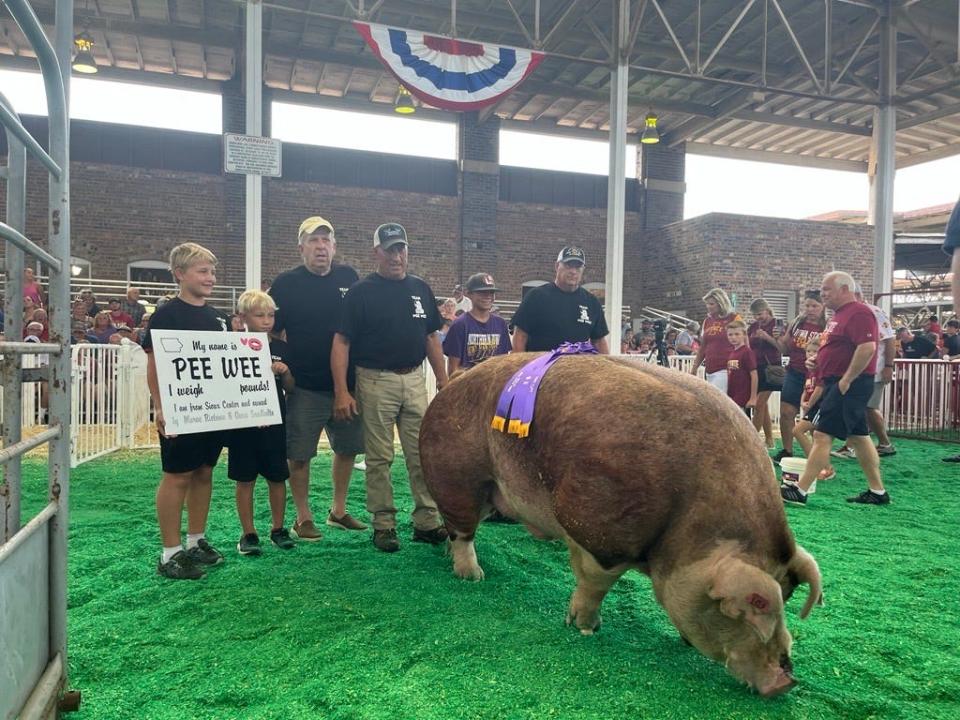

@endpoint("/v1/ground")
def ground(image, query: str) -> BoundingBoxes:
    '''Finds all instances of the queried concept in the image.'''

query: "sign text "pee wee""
[152,330,282,435]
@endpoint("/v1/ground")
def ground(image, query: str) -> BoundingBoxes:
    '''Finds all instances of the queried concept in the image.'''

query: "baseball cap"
[557,246,586,266]
[298,216,335,237]
[374,222,408,249]
[465,273,498,293]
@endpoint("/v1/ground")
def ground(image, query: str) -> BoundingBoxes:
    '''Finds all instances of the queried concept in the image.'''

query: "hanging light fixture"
[641,111,660,144]
[72,31,98,74]
[394,84,416,114]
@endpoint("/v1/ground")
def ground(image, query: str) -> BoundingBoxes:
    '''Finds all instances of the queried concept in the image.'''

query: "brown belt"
[390,366,419,375]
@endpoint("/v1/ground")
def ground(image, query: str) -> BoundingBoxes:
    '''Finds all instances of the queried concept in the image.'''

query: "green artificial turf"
[15,440,960,720]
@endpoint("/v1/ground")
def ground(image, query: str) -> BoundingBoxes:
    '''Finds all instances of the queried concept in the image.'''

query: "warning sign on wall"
[223,133,283,177]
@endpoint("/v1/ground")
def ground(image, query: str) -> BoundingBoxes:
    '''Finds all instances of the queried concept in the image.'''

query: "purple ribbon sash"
[491,342,598,438]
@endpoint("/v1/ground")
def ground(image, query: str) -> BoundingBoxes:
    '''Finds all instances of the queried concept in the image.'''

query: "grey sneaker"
[876,444,897,457]
[412,526,449,545]
[157,550,205,580]
[237,533,262,556]
[291,519,323,542]
[373,528,400,553]
[185,539,225,566]
[831,447,856,459]
[270,527,296,550]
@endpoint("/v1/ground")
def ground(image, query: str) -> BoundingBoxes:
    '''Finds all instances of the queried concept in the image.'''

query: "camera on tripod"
[652,319,666,339]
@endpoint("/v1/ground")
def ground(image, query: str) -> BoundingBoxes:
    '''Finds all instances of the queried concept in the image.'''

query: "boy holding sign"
[229,290,296,555]
[144,243,230,580]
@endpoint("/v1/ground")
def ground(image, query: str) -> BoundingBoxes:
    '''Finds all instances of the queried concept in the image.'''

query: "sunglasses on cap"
[804,290,822,300]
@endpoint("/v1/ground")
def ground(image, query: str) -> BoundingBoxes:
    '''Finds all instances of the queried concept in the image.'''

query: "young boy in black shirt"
[144,242,230,580]
[229,290,296,555]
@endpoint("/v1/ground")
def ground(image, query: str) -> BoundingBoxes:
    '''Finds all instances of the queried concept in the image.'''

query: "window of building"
[500,129,638,178]
[0,69,221,134]
[271,102,457,160]
[70,257,91,279]
[127,261,173,286]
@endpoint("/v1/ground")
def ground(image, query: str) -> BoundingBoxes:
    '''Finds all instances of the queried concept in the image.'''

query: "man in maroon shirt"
[781,271,890,507]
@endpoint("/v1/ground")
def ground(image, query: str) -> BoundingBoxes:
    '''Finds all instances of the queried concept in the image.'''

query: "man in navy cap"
[511,246,610,353]
[331,222,449,553]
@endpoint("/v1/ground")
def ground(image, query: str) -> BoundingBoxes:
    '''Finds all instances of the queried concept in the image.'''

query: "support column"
[639,141,686,230]
[604,0,629,354]
[458,112,500,284]
[244,0,263,291]
[870,2,896,315]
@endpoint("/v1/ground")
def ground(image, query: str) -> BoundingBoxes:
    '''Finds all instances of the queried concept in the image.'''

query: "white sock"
[871,489,887,496]
[162,545,183,563]
[186,533,205,549]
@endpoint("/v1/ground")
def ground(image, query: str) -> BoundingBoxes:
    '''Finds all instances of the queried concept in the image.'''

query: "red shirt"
[726,344,757,408]
[802,366,821,405]
[110,310,134,328]
[748,317,781,367]
[702,313,741,373]
[786,321,824,374]
[817,301,878,378]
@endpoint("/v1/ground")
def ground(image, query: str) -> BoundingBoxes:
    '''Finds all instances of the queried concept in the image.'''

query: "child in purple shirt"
[442,273,512,373]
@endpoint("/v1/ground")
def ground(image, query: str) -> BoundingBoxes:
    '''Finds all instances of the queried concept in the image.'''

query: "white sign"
[151,330,282,435]
[223,133,282,177]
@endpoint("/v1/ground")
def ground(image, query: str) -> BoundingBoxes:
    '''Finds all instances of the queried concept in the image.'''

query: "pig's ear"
[708,558,784,643]
[789,545,824,619]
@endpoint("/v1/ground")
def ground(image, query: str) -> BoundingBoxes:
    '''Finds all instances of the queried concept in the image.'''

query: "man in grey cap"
[331,222,449,553]
[511,246,610,353]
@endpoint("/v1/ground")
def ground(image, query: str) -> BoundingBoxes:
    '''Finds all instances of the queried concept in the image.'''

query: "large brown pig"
[420,353,822,697]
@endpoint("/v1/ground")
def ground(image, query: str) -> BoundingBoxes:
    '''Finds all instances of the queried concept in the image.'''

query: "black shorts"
[780,368,805,407]
[813,375,874,441]
[802,400,821,423]
[159,430,226,475]
[228,425,289,484]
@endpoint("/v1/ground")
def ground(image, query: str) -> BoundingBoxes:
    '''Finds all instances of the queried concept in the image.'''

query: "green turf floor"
[14,439,960,719]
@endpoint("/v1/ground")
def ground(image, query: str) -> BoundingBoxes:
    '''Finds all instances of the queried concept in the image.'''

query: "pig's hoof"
[565,605,601,634]
[453,563,485,581]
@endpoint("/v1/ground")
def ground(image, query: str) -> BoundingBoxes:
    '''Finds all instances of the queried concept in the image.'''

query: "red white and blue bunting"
[353,22,545,112]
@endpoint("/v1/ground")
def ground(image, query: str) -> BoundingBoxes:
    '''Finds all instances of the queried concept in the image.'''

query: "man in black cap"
[511,246,610,353]
[331,222,449,553]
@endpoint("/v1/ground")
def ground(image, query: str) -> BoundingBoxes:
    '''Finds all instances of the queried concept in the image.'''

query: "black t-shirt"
[901,335,937,359]
[269,338,290,419]
[511,283,609,352]
[339,273,442,370]
[142,297,228,352]
[945,333,960,357]
[269,264,359,392]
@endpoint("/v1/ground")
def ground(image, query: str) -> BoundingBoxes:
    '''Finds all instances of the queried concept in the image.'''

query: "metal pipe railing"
[0,501,58,568]
[0,428,62,465]
[0,100,62,180]
[0,222,64,271]
[0,342,64,355]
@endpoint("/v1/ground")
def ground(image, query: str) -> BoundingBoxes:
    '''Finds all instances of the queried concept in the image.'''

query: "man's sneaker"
[780,484,808,506]
[157,550,205,580]
[831,447,856,459]
[943,454,960,463]
[373,528,400,553]
[876,444,897,457]
[772,448,793,463]
[270,527,296,550]
[846,489,891,505]
[237,533,262,556]
[185,539,225,566]
[291,519,323,542]
[412,526,449,545]
[326,510,368,531]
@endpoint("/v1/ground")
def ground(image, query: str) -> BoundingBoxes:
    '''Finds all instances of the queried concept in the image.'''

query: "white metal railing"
[880,358,960,441]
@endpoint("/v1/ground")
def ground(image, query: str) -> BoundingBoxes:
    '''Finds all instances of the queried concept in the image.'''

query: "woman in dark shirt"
[748,299,783,449]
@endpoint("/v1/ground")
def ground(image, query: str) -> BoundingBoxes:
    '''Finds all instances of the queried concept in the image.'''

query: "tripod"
[645,328,670,367]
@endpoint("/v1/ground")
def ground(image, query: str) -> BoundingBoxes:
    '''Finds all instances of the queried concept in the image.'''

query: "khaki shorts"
[285,386,364,460]
[867,380,885,410]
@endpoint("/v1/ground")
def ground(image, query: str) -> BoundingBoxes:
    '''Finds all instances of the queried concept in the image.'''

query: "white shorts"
[706,369,728,394]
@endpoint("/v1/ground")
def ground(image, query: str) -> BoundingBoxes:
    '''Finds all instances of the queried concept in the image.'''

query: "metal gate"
[0,1,74,717]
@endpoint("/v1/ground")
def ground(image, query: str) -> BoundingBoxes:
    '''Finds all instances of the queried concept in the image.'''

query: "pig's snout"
[757,662,796,698]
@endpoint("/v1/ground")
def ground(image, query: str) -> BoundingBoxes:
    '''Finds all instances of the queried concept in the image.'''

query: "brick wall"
[641,213,876,320]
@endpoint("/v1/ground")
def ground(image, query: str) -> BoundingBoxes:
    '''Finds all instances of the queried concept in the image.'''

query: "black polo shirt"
[339,272,442,370]
[142,297,228,352]
[511,283,609,352]
[270,264,359,392]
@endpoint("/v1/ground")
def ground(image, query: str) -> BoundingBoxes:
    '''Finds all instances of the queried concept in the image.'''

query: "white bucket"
[779,457,816,494]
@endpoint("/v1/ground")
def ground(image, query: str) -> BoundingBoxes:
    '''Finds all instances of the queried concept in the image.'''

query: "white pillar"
[245,1,263,291]
[604,0,629,354]
[871,3,896,316]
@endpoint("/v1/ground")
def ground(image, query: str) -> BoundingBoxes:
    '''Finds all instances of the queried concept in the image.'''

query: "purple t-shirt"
[442,313,512,369]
